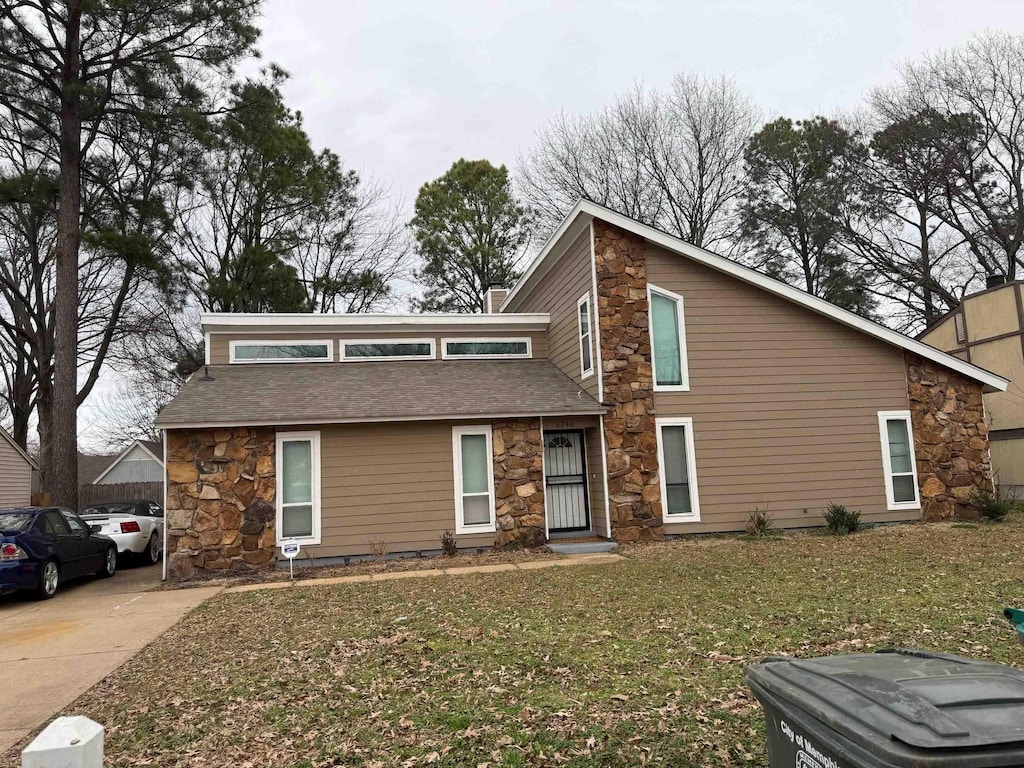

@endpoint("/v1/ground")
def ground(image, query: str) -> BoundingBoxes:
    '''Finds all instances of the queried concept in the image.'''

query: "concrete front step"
[546,540,619,555]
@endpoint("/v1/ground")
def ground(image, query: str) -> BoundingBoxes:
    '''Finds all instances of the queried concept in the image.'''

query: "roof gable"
[0,426,37,469]
[91,439,164,484]
[504,200,1008,393]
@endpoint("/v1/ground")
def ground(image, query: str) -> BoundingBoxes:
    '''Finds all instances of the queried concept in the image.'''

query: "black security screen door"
[544,431,590,532]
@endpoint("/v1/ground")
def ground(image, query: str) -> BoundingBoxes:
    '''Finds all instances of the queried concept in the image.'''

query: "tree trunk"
[11,353,33,450]
[50,0,83,509]
[918,203,935,325]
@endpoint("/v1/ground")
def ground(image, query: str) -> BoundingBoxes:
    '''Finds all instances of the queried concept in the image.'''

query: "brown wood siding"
[920,313,958,352]
[0,437,32,506]
[964,284,1020,340]
[313,420,494,557]
[540,415,607,537]
[505,230,598,399]
[644,243,913,533]
[209,330,548,365]
[585,424,609,537]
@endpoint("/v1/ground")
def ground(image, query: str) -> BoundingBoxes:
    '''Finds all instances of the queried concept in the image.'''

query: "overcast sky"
[258,0,1024,207]
[77,0,1024,450]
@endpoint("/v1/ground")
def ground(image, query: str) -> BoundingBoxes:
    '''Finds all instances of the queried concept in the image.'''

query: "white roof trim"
[501,208,592,312]
[155,410,608,430]
[92,439,164,485]
[0,425,37,469]
[506,199,1009,393]
[202,313,549,331]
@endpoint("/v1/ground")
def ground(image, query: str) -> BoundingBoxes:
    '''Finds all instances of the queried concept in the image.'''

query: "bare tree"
[293,175,411,313]
[177,73,411,315]
[98,304,203,448]
[840,109,979,332]
[872,32,1024,282]
[0,0,259,506]
[89,385,164,450]
[0,99,184,491]
[517,74,760,250]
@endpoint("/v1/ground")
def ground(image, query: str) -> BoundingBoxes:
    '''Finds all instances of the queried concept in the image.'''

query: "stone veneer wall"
[593,220,664,541]
[906,353,994,520]
[165,428,276,578]
[492,418,546,547]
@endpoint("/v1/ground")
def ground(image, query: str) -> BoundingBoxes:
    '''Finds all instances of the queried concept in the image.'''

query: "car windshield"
[0,512,35,533]
[82,503,136,516]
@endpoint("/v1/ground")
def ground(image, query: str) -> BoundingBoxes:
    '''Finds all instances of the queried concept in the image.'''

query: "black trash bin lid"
[745,649,1024,760]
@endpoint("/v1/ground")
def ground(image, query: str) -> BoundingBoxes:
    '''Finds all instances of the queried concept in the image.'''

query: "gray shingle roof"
[155,359,605,428]
[79,453,118,484]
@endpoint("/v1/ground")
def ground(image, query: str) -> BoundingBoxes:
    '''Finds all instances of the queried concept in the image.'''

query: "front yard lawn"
[24,520,1024,767]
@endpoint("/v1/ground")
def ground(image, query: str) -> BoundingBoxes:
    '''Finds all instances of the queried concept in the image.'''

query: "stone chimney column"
[592,220,664,541]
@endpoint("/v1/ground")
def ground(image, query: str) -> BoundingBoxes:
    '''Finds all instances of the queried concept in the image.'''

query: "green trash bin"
[744,649,1024,767]
[1005,608,1024,646]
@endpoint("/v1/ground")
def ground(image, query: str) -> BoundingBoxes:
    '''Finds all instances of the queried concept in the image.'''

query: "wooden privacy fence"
[78,481,163,507]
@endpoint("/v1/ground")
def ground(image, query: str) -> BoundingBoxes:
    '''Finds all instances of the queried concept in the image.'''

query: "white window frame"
[655,416,701,521]
[877,410,921,511]
[229,339,333,364]
[647,284,690,392]
[275,430,322,545]
[339,338,436,362]
[441,337,532,360]
[452,424,496,534]
[577,293,594,379]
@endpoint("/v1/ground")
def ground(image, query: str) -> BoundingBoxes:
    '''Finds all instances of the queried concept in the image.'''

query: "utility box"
[22,716,103,768]
[744,649,1024,768]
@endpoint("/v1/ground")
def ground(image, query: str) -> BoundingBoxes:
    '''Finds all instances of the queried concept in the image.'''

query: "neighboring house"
[919,279,1024,487]
[156,200,1009,577]
[77,453,118,487]
[0,426,37,507]
[32,453,115,496]
[91,440,164,485]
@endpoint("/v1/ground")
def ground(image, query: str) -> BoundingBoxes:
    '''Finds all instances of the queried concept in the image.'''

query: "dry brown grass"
[9,518,1024,767]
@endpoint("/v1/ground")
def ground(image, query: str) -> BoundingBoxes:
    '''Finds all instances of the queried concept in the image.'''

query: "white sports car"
[79,499,164,565]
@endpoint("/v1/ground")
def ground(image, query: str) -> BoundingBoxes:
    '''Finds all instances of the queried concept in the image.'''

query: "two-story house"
[156,201,1008,577]
[919,278,1024,487]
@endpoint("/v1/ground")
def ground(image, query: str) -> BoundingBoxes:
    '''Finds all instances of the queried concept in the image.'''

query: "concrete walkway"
[0,564,219,755]
[226,552,624,594]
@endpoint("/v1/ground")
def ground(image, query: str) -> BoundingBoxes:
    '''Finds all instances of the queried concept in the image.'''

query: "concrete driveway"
[0,562,220,754]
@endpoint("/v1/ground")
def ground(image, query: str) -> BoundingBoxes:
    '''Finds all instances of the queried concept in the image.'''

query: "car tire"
[144,532,160,565]
[98,546,117,578]
[36,559,59,600]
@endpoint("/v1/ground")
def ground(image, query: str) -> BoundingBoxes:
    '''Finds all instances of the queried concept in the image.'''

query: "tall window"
[276,431,321,543]
[656,417,700,520]
[452,425,495,533]
[577,294,593,378]
[231,340,332,363]
[648,285,688,390]
[878,412,920,509]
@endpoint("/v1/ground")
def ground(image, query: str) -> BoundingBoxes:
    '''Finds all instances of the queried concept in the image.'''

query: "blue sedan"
[0,507,118,599]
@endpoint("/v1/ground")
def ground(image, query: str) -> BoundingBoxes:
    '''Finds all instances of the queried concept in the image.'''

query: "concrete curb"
[224,553,623,594]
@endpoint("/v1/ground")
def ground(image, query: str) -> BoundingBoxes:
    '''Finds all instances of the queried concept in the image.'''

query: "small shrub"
[969,486,1021,522]
[367,537,389,560]
[745,506,775,537]
[824,503,861,535]
[439,529,458,557]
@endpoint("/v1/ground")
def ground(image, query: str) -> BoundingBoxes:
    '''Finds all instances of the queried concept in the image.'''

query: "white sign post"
[281,538,300,579]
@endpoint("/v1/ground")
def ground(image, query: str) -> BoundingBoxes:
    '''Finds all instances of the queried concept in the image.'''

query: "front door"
[544,430,590,532]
